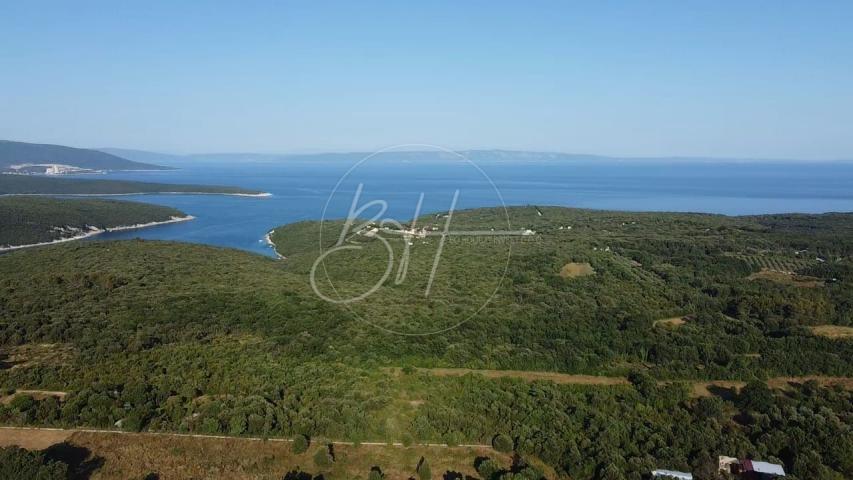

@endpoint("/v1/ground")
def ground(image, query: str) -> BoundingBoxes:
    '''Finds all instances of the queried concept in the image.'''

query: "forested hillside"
[271,207,853,378]
[1,207,851,479]
[0,174,265,195]
[0,197,188,248]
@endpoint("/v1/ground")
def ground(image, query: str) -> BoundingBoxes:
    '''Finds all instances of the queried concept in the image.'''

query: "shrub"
[738,381,773,412]
[292,434,309,454]
[492,434,513,453]
[313,446,332,469]
[627,371,657,398]
[9,394,35,412]
[476,459,499,480]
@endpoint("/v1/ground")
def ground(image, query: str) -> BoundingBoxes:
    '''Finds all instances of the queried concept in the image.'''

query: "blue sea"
[80,158,853,258]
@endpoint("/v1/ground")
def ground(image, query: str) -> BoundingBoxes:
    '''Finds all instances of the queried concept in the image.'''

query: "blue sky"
[1,1,852,159]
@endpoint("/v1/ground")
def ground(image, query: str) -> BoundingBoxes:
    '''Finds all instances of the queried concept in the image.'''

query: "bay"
[81,158,853,258]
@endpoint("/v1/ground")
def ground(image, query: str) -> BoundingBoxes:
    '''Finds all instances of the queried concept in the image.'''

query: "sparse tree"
[368,466,384,480]
[417,457,432,480]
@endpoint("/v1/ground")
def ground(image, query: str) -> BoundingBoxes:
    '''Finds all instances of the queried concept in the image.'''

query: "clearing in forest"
[401,367,628,385]
[747,269,824,288]
[559,262,595,278]
[653,316,688,328]
[809,325,853,339]
[0,427,72,450]
[0,389,67,405]
[402,368,853,398]
[692,376,853,397]
[0,343,75,370]
[0,428,530,480]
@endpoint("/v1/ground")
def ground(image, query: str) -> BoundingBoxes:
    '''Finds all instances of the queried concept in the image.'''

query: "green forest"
[0,174,264,195]
[1,206,851,479]
[0,197,187,248]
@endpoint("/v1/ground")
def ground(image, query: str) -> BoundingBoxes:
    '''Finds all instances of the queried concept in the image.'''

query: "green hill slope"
[0,197,189,249]
[0,140,170,173]
[0,174,267,196]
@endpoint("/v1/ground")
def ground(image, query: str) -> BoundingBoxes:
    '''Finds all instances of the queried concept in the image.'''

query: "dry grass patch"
[766,376,853,390]
[559,262,595,278]
[747,269,824,288]
[45,431,520,480]
[692,376,853,397]
[411,367,629,386]
[0,343,75,370]
[0,389,68,405]
[0,427,72,450]
[809,325,853,339]
[653,316,687,328]
[402,368,853,399]
[691,381,745,398]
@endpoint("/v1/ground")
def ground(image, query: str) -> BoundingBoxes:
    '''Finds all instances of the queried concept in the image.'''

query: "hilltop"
[0,140,171,174]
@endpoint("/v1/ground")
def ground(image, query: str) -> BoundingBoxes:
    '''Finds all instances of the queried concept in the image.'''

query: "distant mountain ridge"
[1,140,171,174]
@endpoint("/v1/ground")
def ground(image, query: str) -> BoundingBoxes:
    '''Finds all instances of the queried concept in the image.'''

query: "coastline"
[0,192,272,198]
[0,215,195,252]
[263,229,286,259]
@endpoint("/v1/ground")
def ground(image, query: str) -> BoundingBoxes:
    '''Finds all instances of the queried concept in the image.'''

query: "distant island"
[0,140,172,174]
[0,175,270,196]
[0,197,193,251]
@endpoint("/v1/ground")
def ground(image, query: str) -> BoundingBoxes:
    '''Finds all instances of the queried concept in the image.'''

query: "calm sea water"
[82,159,853,258]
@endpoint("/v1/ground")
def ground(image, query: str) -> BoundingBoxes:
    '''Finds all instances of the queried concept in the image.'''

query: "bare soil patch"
[559,262,595,278]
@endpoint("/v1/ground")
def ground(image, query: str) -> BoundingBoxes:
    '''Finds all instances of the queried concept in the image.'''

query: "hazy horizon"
[98,144,853,163]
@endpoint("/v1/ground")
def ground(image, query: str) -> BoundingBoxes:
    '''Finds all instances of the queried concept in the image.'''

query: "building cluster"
[651,455,786,479]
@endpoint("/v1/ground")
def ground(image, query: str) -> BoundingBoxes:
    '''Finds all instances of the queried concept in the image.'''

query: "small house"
[719,456,785,479]
[740,460,786,479]
[651,469,692,480]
